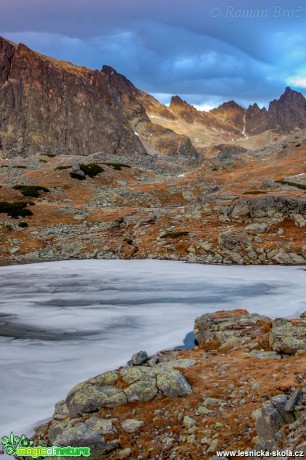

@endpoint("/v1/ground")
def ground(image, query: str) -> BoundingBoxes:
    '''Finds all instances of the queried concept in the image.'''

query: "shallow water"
[0,259,305,447]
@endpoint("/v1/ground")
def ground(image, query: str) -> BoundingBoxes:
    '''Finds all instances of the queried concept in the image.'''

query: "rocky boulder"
[194,309,270,350]
[48,416,119,455]
[218,230,251,250]
[252,394,295,450]
[228,195,306,223]
[132,350,148,366]
[253,387,306,452]
[66,365,192,419]
[42,361,192,456]
[121,419,144,433]
[269,318,306,355]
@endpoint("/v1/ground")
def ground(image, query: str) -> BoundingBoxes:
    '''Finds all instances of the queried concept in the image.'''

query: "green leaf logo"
[1,432,32,456]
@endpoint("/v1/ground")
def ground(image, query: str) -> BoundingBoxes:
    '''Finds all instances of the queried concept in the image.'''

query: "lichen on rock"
[269,318,306,355]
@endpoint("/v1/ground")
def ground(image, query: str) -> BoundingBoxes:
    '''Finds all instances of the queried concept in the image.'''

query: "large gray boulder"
[156,368,193,397]
[269,318,306,355]
[65,365,192,418]
[253,387,306,452]
[252,395,294,450]
[66,383,127,418]
[228,195,306,220]
[49,418,119,455]
[218,230,251,251]
[194,309,270,349]
[124,379,158,402]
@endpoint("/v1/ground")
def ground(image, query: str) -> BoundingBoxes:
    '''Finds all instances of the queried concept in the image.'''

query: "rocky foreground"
[1,128,306,267]
[25,309,306,459]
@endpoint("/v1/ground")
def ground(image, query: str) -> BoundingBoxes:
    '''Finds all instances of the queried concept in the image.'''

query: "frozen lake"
[0,259,306,447]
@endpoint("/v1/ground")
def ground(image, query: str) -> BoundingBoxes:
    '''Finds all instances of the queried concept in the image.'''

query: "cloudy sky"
[1,0,305,109]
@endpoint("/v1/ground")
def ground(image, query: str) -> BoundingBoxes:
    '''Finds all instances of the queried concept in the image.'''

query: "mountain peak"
[0,36,17,49]
[101,65,119,76]
[269,86,306,108]
[211,100,244,115]
[219,100,243,110]
[246,87,306,134]
[279,86,304,101]
[101,64,137,94]
[170,96,193,110]
[247,102,267,112]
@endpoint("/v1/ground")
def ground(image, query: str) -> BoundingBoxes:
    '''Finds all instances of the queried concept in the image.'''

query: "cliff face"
[0,37,199,162]
[245,104,269,135]
[0,37,147,157]
[269,87,306,130]
[246,87,306,135]
[0,38,15,84]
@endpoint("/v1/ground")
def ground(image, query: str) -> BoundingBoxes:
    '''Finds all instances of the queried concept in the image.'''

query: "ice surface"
[0,259,305,453]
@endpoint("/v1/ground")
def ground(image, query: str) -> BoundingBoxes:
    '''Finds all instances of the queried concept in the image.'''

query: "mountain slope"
[101,65,199,163]
[0,38,145,157]
[0,37,198,163]
[1,36,306,162]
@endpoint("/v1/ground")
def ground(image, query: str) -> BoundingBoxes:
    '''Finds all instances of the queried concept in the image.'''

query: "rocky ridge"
[246,87,306,135]
[0,37,197,163]
[25,309,306,459]
[144,89,306,149]
[1,37,306,160]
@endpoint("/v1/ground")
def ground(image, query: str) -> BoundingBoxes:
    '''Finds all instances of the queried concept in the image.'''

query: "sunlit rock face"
[0,37,199,163]
[0,38,147,158]
[2,36,306,162]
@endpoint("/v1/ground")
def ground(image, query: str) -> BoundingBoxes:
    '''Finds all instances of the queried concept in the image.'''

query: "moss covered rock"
[156,368,192,397]
[125,379,158,402]
[65,365,192,419]
[50,420,118,455]
[120,366,156,384]
[269,318,306,355]
[89,370,118,386]
[66,384,127,418]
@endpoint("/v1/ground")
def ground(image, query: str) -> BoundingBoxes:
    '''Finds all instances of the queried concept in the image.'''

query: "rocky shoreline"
[21,309,306,459]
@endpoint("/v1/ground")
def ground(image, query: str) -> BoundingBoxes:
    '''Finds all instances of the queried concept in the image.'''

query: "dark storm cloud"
[1,0,305,107]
